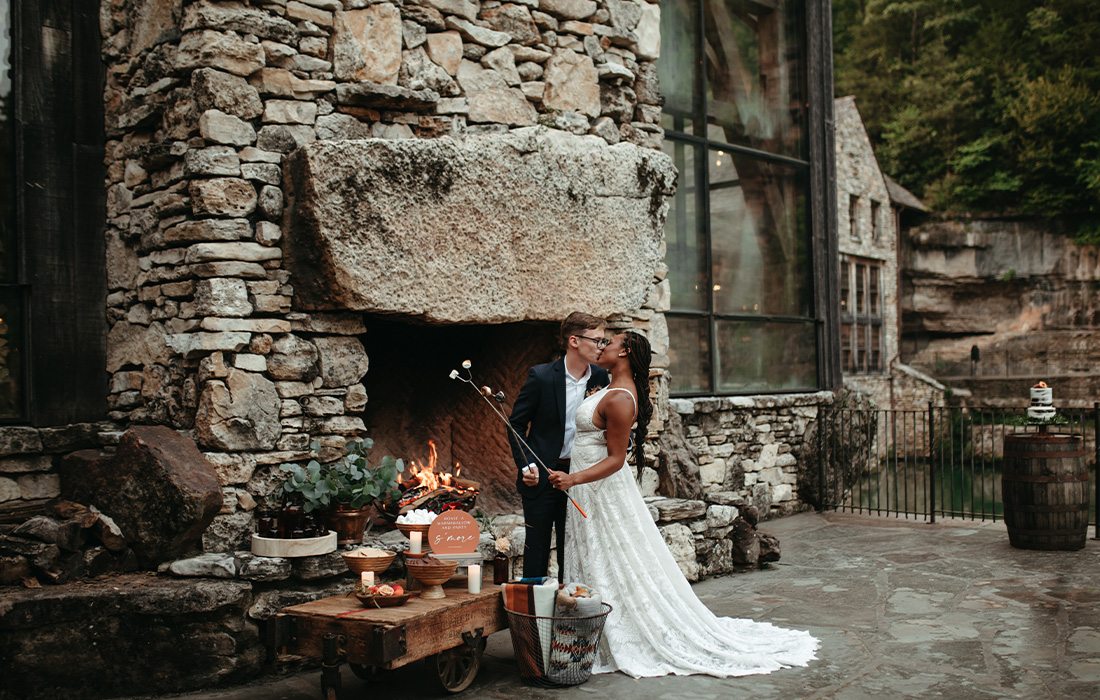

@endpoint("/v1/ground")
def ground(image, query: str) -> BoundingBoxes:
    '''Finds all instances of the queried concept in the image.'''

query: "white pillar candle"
[467,564,482,594]
[360,571,374,587]
[409,531,422,554]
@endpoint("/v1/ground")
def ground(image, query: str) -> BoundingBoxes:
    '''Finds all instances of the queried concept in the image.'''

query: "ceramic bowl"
[355,591,411,608]
[342,550,396,574]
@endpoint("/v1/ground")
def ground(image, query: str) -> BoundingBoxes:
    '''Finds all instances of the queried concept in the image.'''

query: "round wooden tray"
[250,531,337,558]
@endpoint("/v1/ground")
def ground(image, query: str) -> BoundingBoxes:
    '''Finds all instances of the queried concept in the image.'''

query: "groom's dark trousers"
[509,358,608,580]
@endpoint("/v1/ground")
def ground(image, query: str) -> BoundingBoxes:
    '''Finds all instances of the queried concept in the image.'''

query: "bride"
[547,331,818,678]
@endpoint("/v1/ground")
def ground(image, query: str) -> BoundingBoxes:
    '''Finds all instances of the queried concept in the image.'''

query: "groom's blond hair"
[559,312,605,349]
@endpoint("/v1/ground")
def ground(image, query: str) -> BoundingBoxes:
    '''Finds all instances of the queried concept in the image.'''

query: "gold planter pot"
[325,504,373,545]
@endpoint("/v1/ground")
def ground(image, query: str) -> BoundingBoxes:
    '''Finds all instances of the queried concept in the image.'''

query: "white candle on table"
[468,564,482,594]
[410,531,422,554]
[360,571,374,587]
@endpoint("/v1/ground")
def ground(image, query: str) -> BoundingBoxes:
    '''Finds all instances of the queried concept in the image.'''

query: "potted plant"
[279,439,404,545]
[326,438,404,544]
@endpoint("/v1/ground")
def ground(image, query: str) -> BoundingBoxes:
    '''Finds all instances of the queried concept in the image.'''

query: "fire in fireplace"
[361,318,559,513]
[394,440,479,516]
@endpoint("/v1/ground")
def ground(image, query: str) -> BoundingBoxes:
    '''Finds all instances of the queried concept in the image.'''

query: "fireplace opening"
[361,318,560,513]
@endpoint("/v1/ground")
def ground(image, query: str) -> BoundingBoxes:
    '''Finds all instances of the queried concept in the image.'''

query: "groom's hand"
[522,467,539,486]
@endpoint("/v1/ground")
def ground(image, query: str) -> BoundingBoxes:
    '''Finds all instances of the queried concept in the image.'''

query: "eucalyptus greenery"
[279,439,404,513]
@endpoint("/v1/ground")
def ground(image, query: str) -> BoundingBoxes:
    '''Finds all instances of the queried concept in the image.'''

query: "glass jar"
[278,504,303,538]
[493,552,509,585]
[256,509,279,538]
[301,513,322,538]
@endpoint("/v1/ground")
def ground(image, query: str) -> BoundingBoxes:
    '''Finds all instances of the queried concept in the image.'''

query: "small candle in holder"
[410,531,422,555]
[360,571,374,587]
[467,564,482,594]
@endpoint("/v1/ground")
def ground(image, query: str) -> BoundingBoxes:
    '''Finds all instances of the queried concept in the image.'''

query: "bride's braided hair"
[622,331,653,473]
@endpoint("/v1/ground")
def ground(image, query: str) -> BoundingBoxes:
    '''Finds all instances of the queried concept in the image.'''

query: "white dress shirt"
[560,364,592,459]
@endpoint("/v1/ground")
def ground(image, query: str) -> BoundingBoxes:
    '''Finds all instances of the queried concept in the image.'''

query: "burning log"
[389,440,480,517]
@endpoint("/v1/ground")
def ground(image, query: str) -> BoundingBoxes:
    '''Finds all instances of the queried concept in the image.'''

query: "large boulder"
[59,427,223,566]
[284,127,676,323]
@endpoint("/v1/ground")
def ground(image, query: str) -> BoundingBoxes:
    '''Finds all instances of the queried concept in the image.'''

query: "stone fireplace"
[360,318,558,512]
[284,128,676,512]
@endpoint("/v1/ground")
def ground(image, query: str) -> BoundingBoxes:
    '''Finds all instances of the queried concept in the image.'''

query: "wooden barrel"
[1001,433,1089,551]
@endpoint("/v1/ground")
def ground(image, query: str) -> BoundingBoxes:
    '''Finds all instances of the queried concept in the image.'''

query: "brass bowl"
[406,559,458,599]
[396,522,433,553]
[395,522,432,536]
[342,550,396,574]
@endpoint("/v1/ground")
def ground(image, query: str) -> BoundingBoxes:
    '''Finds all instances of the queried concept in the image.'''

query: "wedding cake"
[1027,381,1056,421]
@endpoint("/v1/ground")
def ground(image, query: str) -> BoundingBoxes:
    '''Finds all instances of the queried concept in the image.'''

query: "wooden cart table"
[272,577,507,697]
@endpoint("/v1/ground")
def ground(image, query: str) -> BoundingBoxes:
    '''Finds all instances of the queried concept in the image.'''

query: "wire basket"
[504,602,612,687]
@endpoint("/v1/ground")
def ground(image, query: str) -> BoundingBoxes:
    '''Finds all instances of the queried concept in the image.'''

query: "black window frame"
[660,0,839,397]
[3,0,107,425]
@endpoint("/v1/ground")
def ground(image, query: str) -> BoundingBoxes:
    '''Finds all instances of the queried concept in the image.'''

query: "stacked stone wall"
[83,0,669,550]
[628,391,833,579]
[0,425,116,505]
[5,0,825,584]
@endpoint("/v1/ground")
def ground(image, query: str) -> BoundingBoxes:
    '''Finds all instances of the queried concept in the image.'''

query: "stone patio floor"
[131,511,1100,700]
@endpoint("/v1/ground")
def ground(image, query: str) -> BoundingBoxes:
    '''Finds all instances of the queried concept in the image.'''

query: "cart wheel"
[434,639,484,694]
[349,663,378,681]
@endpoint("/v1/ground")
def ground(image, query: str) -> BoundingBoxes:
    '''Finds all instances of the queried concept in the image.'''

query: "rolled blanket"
[502,578,559,675]
[555,582,603,618]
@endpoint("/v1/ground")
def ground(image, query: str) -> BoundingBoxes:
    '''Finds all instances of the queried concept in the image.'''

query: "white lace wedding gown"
[564,387,819,678]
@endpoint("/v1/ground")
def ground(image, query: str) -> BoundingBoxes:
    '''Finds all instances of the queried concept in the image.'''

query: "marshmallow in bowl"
[396,509,437,525]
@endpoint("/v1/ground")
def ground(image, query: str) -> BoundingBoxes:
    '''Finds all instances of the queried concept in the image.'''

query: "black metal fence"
[816,402,1099,534]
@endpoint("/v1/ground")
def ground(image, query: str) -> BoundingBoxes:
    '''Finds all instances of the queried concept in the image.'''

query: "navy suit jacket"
[508,358,609,497]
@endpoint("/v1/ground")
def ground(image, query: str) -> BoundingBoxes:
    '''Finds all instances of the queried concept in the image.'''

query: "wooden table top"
[281,578,504,625]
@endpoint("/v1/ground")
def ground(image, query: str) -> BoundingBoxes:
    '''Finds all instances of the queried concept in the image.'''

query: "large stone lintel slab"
[285,127,676,323]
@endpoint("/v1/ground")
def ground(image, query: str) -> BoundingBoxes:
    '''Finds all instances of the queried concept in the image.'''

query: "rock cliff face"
[901,218,1100,383]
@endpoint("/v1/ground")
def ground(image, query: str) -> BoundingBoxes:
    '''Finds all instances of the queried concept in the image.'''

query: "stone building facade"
[0,1,842,695]
[4,0,674,529]
[834,96,943,411]
[1,0,840,572]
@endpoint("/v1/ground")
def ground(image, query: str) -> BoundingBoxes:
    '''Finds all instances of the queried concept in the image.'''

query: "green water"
[841,459,1097,524]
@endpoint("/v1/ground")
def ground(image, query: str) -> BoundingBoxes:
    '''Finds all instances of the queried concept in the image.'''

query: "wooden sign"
[427,510,480,555]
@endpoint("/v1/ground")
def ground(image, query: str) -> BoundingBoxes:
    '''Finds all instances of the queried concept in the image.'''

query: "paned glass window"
[848,194,859,238]
[839,255,884,374]
[0,1,24,419]
[661,0,818,395]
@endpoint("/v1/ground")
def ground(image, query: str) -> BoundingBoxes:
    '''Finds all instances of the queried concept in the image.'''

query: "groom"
[508,312,609,580]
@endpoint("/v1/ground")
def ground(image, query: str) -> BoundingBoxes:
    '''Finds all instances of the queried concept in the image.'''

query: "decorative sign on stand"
[427,510,481,562]
[428,510,483,593]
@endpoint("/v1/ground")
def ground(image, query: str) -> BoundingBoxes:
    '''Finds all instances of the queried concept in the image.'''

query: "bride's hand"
[548,470,573,490]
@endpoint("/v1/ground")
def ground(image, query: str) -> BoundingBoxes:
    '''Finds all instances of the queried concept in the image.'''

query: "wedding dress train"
[564,387,819,678]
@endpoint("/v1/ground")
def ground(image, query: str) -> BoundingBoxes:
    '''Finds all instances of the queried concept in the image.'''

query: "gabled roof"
[884,174,929,212]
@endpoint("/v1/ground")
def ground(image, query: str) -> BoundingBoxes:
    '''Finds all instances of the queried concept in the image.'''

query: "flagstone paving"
[131,512,1100,700]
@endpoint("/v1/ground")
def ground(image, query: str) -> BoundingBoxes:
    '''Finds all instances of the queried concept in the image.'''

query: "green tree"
[833,0,1100,236]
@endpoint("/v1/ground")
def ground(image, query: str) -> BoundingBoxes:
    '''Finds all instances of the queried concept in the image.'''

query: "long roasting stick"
[449,364,589,519]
